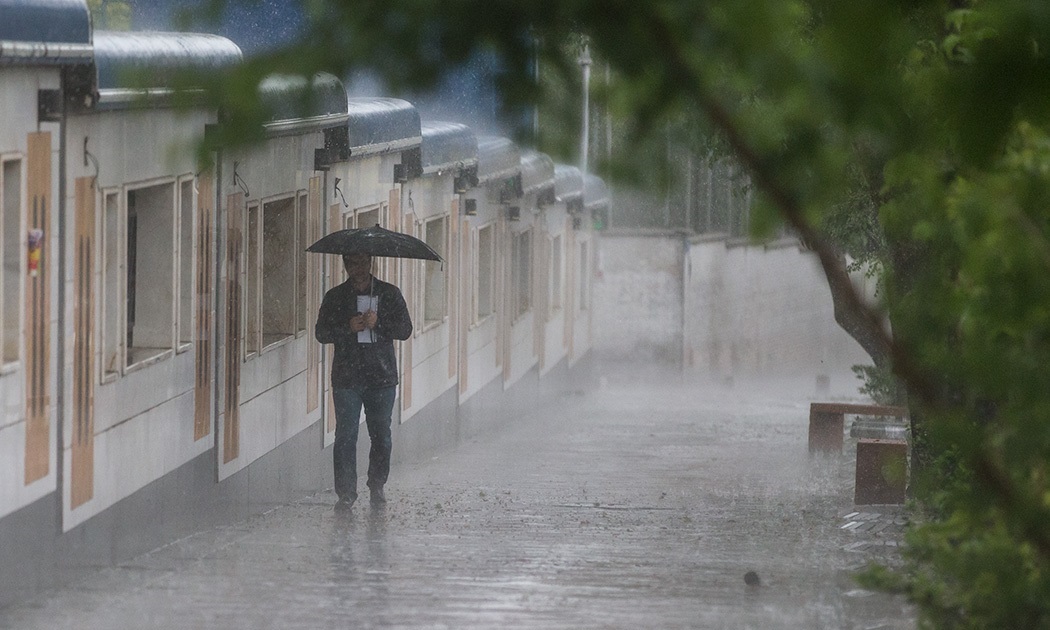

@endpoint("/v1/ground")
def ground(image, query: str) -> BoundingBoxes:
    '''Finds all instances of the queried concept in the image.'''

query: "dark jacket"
[315,276,412,389]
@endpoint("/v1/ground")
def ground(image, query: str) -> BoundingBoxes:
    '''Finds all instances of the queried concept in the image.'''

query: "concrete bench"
[808,402,910,505]
[854,438,908,505]
[808,402,908,454]
[851,413,911,504]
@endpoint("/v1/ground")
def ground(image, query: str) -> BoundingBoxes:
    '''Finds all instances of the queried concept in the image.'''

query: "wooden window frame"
[244,191,307,359]
[472,222,495,327]
[176,175,195,354]
[99,187,124,383]
[123,177,178,374]
[421,214,449,331]
[0,154,24,375]
[295,190,309,337]
[511,228,533,322]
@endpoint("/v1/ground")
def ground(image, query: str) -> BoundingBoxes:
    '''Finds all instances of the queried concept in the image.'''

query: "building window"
[475,224,493,323]
[262,196,295,348]
[511,229,532,320]
[355,205,393,282]
[356,206,379,229]
[423,216,447,325]
[177,178,194,350]
[100,190,122,379]
[549,234,562,317]
[1,159,21,367]
[126,182,176,368]
[244,192,309,357]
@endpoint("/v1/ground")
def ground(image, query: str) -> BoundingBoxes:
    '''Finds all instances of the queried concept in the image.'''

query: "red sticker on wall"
[27,228,43,277]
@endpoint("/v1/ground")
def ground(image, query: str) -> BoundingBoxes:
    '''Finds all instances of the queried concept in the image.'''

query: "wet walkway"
[0,376,914,629]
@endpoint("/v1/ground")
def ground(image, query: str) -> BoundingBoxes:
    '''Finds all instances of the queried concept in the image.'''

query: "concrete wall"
[538,206,570,376]
[592,234,684,362]
[594,233,870,390]
[401,172,458,422]
[685,237,869,381]
[458,188,502,404]
[61,108,216,530]
[569,229,595,365]
[0,66,62,524]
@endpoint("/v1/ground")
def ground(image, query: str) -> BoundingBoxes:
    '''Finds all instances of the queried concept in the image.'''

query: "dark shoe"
[335,494,357,512]
[369,487,386,506]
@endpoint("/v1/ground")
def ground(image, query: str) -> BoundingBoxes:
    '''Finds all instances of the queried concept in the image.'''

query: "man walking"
[315,253,412,509]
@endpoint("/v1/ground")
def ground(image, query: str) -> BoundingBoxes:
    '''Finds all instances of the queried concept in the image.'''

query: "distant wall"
[593,233,870,387]
[685,237,870,380]
[592,234,683,363]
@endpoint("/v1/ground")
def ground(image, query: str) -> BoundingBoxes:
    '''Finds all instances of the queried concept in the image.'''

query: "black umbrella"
[306,224,442,262]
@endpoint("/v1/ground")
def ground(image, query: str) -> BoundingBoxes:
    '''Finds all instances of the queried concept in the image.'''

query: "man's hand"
[350,311,377,333]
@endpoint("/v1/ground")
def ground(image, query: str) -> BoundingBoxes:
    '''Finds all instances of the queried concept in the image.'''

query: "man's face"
[343,254,372,283]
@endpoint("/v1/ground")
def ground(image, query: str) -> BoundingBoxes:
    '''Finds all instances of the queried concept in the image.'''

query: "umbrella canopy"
[306,225,442,261]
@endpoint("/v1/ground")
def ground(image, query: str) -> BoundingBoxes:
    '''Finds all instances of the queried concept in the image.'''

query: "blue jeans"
[332,386,396,500]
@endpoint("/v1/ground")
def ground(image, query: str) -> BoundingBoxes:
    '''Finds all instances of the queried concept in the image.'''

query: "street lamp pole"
[533,35,541,143]
[579,40,591,178]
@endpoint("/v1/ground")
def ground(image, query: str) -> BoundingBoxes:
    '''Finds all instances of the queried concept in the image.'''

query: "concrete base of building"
[0,354,594,609]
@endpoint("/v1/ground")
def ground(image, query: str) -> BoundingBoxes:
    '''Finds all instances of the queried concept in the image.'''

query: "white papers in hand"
[357,295,378,343]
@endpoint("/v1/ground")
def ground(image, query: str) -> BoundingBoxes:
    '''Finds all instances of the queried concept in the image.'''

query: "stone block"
[855,439,908,505]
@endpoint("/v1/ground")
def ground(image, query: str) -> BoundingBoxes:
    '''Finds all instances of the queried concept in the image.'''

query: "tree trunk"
[824,250,891,370]
[885,238,935,478]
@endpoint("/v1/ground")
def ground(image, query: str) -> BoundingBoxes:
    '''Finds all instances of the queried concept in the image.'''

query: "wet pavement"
[0,375,915,629]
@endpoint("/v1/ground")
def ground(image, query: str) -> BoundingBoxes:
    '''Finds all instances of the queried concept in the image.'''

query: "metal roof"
[260,72,348,130]
[554,164,584,203]
[520,150,555,195]
[476,135,520,184]
[583,174,610,209]
[420,121,477,174]
[93,30,242,101]
[345,97,421,155]
[0,0,92,65]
